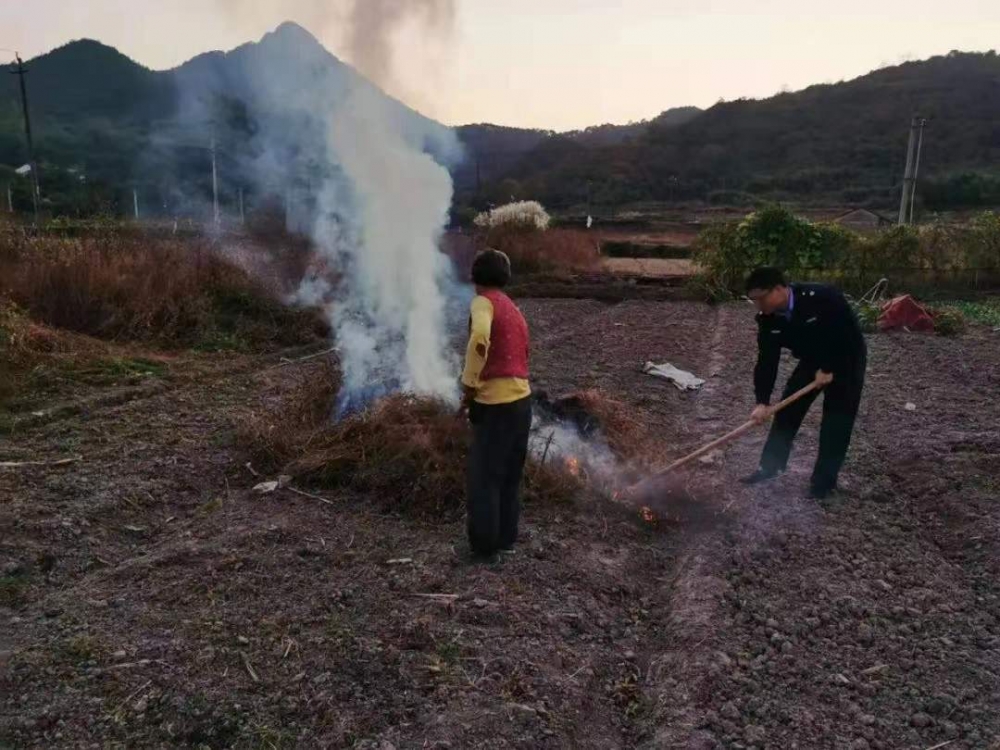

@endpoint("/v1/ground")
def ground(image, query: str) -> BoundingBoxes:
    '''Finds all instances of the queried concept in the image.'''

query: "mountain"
[0,23,458,216]
[452,107,703,195]
[3,33,1000,218]
[458,51,1000,212]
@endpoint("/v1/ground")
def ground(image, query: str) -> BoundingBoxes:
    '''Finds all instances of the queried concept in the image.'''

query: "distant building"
[832,208,893,231]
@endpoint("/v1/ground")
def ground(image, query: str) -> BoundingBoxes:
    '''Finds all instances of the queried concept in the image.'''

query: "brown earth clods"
[2,300,999,750]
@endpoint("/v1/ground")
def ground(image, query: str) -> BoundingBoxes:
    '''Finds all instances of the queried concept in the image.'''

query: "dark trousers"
[466,397,532,556]
[760,353,867,491]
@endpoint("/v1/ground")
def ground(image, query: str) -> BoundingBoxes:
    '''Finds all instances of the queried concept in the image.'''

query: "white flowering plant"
[473,201,551,232]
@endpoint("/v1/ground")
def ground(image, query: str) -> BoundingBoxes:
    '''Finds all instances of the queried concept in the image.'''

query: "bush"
[851,301,881,333]
[930,306,967,336]
[691,206,855,298]
[967,211,1000,271]
[691,206,1000,300]
[941,298,1000,327]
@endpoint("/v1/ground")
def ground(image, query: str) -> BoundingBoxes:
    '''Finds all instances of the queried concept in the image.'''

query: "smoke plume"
[317,83,462,415]
[184,5,465,415]
[346,0,456,90]
[210,0,456,92]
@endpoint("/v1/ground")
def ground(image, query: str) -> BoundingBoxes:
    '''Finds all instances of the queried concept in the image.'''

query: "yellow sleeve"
[461,296,494,388]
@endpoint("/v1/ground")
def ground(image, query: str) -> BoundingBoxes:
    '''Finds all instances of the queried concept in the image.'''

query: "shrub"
[930,307,967,336]
[692,206,1000,300]
[966,211,1000,271]
[851,301,881,333]
[691,206,858,299]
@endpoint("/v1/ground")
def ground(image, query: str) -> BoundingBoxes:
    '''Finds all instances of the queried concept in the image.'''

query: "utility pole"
[6,184,12,213]
[133,188,139,220]
[908,118,926,224]
[898,116,919,225]
[211,137,220,226]
[11,54,40,222]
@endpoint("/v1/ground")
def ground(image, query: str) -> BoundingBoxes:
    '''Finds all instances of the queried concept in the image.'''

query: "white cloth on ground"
[642,361,705,391]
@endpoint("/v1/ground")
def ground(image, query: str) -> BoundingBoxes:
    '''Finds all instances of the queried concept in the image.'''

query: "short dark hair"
[745,266,787,293]
[471,248,512,288]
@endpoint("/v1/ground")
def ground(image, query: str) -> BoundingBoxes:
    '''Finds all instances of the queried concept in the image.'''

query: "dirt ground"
[2,300,999,750]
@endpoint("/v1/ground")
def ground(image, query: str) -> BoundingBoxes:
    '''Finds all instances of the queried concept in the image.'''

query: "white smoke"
[315,82,461,414]
[209,0,455,98]
[182,6,465,415]
[345,0,456,91]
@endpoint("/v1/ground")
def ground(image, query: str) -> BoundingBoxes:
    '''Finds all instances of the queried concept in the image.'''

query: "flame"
[640,507,658,524]
[565,457,581,477]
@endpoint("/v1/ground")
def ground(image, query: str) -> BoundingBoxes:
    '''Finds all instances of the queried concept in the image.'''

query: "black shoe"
[471,551,499,564]
[740,468,781,486]
[465,544,499,564]
[809,483,836,500]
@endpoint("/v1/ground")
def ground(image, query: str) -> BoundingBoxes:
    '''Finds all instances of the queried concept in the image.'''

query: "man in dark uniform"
[741,267,867,499]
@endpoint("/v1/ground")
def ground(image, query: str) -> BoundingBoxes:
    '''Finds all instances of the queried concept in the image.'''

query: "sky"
[2,0,999,130]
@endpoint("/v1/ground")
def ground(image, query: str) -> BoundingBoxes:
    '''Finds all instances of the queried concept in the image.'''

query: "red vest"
[478,290,530,381]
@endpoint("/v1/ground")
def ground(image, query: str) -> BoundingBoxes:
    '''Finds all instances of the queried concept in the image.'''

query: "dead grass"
[602,258,697,278]
[0,228,325,350]
[484,227,601,275]
[563,389,655,463]
[237,366,647,519]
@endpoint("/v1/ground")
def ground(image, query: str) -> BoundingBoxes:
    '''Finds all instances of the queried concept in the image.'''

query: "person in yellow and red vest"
[459,249,532,561]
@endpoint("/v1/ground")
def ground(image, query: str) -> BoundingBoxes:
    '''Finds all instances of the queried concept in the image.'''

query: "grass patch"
[249,724,296,750]
[197,497,226,516]
[937,298,1000,327]
[68,356,169,385]
[602,241,693,260]
[0,573,30,608]
[193,330,250,353]
[929,306,967,336]
[56,635,99,663]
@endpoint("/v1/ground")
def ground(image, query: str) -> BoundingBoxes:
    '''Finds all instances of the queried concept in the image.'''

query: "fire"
[640,507,658,524]
[564,457,581,477]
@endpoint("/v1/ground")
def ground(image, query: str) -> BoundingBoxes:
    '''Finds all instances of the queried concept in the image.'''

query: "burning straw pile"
[239,363,650,519]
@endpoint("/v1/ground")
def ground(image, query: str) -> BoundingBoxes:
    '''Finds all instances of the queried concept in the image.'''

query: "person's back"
[460,249,533,560]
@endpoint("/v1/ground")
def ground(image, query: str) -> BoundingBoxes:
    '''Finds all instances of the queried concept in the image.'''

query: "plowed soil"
[2,300,998,750]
